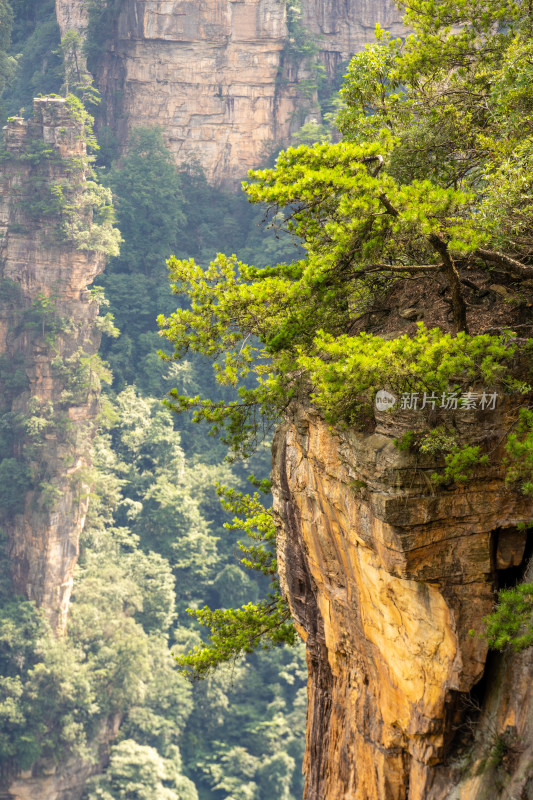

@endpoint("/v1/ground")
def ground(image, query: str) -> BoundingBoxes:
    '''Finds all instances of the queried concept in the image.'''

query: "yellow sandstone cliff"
[272,404,532,800]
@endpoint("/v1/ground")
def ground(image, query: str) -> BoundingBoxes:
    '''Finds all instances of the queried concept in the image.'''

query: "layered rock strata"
[301,0,405,74]
[0,98,105,632]
[55,0,404,184]
[273,403,532,800]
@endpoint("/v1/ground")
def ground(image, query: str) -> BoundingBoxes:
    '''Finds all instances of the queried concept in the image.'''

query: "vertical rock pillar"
[0,98,106,632]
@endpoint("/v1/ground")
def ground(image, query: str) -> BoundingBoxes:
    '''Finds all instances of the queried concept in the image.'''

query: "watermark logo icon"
[375,390,397,411]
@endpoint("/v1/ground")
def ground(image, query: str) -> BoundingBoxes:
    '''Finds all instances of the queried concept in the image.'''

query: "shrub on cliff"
[485,576,533,652]
[0,458,31,514]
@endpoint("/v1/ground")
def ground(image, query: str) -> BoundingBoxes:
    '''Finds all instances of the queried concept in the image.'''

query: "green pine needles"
[485,567,533,653]
[175,486,296,680]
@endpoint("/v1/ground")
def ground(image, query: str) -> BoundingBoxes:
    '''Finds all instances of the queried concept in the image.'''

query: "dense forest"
[0,1,308,798]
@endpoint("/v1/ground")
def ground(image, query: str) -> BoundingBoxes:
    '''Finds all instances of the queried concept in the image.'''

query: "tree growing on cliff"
[159,0,533,673]
[160,1,533,454]
[175,484,297,679]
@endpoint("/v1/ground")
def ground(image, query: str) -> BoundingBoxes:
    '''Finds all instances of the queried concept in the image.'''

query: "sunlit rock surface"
[273,404,532,800]
[55,0,404,184]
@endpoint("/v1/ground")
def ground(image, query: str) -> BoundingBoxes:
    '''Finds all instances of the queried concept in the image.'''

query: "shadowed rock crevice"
[277,438,334,799]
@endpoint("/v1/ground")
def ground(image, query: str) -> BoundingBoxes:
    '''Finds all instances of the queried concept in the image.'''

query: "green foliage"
[394,430,416,452]
[0,406,195,774]
[85,740,198,800]
[434,445,489,485]
[100,152,299,397]
[4,95,120,255]
[178,645,306,799]
[79,391,305,798]
[300,324,515,425]
[505,408,533,495]
[282,0,327,128]
[0,457,31,514]
[160,0,533,464]
[52,349,113,406]
[393,425,492,485]
[0,0,16,99]
[105,128,184,277]
[84,0,124,70]
[218,486,278,576]
[337,3,533,257]
[1,0,63,120]
[0,353,28,398]
[175,487,295,680]
[0,276,22,305]
[160,242,515,453]
[59,30,100,107]
[98,387,223,608]
[176,592,296,680]
[61,177,120,255]
[484,581,533,652]
[76,396,304,790]
[21,291,68,345]
[0,599,50,767]
[64,93,100,153]
[97,128,188,392]
[0,578,132,770]
[417,426,458,456]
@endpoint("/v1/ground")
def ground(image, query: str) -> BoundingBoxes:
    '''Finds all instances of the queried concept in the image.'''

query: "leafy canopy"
[484,574,533,652]
[106,127,185,278]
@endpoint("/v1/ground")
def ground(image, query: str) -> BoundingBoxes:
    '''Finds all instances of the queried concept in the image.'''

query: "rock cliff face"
[54,0,86,37]
[3,715,121,800]
[0,98,105,633]
[273,404,532,800]
[54,0,404,184]
[301,0,404,71]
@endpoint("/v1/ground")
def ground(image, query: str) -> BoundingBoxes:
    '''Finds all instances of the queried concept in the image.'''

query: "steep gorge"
[2,2,532,799]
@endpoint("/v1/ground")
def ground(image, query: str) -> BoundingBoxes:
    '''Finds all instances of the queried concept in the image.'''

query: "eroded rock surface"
[55,0,404,184]
[273,404,532,800]
[4,715,121,800]
[0,99,105,632]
